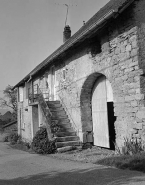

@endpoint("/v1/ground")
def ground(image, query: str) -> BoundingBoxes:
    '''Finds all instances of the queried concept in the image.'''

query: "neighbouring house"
[2,120,17,133]
[13,0,145,150]
[0,111,13,123]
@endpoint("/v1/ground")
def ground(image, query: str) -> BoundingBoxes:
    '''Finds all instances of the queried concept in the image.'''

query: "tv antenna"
[64,4,69,26]
[53,2,77,26]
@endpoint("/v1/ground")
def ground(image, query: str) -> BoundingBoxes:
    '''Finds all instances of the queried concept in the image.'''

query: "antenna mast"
[64,4,69,26]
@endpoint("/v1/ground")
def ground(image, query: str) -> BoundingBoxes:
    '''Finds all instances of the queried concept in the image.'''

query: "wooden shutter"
[19,87,24,102]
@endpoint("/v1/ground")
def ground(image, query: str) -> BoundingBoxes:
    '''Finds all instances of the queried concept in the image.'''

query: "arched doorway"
[92,75,116,149]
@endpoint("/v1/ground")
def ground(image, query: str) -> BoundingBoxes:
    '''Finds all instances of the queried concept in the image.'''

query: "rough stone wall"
[54,0,145,147]
[16,0,145,148]
[55,48,94,138]
[134,0,145,145]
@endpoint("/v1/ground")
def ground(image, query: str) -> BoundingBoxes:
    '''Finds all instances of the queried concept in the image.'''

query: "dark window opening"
[90,42,101,57]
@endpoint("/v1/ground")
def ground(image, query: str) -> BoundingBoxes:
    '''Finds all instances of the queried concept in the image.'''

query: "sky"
[0,0,109,110]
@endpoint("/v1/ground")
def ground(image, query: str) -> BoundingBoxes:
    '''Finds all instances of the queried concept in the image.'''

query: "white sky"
[0,0,109,98]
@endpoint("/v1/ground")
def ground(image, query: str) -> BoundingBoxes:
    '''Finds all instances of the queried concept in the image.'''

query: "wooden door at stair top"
[92,76,110,148]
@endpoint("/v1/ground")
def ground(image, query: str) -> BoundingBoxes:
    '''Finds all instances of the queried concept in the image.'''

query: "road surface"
[0,142,145,185]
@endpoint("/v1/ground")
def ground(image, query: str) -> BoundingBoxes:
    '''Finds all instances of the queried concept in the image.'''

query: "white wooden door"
[92,76,110,148]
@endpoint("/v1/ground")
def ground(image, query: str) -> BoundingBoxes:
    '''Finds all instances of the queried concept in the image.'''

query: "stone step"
[57,146,76,153]
[58,123,72,128]
[52,118,70,123]
[47,100,61,104]
[55,136,79,142]
[47,101,62,107]
[49,107,64,111]
[52,115,68,119]
[52,120,72,128]
[56,141,80,148]
[55,131,76,137]
[51,110,66,116]
[59,127,74,132]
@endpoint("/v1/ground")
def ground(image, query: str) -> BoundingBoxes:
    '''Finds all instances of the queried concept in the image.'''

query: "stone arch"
[80,72,116,149]
[80,72,103,133]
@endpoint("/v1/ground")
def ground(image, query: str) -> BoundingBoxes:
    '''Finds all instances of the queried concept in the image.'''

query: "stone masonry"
[53,0,145,148]
[17,0,145,149]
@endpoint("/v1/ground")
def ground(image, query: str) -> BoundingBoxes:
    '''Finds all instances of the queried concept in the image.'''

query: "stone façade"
[53,0,145,147]
[17,0,145,148]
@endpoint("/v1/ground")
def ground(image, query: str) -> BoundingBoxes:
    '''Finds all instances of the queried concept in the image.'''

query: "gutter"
[13,10,116,90]
[30,9,116,77]
[13,0,135,89]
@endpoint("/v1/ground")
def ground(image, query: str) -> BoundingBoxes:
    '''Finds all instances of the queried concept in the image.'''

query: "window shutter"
[19,87,24,102]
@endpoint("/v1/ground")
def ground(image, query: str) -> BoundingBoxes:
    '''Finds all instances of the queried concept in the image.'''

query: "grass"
[96,152,145,173]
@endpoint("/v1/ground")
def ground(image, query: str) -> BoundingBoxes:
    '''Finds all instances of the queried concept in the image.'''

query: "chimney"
[63,25,71,43]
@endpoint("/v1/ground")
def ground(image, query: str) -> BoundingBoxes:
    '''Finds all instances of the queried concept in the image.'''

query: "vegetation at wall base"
[4,132,20,144]
[96,152,145,173]
[31,127,56,154]
[96,138,145,173]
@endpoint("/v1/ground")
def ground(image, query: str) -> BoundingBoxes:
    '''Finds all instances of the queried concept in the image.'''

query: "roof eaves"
[13,0,135,89]
[13,10,116,89]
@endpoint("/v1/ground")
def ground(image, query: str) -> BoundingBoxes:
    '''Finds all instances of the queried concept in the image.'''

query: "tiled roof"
[2,120,17,128]
[14,0,134,88]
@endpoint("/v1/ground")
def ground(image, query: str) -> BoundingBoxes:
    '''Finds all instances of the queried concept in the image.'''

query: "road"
[0,142,145,185]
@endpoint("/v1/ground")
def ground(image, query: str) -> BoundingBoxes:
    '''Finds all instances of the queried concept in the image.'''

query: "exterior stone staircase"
[47,101,80,150]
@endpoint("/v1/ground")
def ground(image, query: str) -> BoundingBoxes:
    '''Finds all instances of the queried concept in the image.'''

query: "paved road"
[0,142,145,185]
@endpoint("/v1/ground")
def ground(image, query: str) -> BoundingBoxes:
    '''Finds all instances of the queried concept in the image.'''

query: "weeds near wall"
[122,137,143,155]
[97,137,145,173]
[114,137,143,155]
[4,133,20,144]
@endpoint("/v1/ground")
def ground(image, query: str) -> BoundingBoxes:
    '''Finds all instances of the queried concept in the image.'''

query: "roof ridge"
[13,0,134,88]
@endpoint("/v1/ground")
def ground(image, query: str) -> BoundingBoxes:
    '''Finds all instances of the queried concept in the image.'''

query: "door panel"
[92,76,110,148]
[106,79,113,102]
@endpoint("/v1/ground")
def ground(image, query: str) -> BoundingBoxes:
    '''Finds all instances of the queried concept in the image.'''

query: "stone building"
[13,0,145,150]
[2,120,17,134]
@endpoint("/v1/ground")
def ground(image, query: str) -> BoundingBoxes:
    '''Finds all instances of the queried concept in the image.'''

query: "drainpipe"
[27,75,32,83]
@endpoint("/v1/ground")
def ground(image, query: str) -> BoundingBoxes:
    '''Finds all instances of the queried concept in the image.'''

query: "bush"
[31,127,56,154]
[4,135,9,142]
[50,120,61,134]
[9,133,20,145]
[3,133,20,144]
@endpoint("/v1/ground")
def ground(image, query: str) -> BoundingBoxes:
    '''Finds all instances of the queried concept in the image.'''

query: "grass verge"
[96,152,145,173]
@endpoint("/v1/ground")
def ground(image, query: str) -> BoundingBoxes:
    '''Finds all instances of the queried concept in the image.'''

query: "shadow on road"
[0,166,145,185]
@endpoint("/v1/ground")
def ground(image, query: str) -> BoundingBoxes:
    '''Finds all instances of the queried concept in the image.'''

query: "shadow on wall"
[0,165,145,185]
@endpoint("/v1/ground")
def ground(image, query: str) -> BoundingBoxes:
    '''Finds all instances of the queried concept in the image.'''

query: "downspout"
[27,75,32,83]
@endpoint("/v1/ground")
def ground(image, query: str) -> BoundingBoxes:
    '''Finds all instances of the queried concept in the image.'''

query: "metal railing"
[28,84,53,140]
[28,84,49,104]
